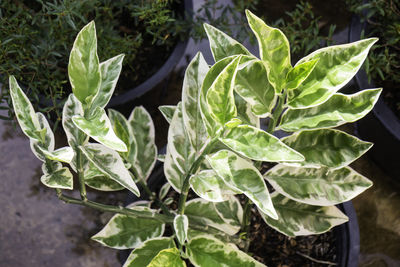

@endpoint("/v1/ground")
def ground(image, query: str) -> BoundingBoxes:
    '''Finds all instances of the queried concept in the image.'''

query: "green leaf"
[264,164,373,206]
[214,196,243,229]
[92,206,164,249]
[68,21,101,104]
[37,146,74,163]
[123,237,176,267]
[279,89,382,132]
[159,105,176,124]
[73,107,127,152]
[207,150,278,219]
[164,146,185,193]
[108,108,134,161]
[200,56,237,136]
[185,198,241,235]
[220,125,304,162]
[234,57,276,117]
[30,113,55,162]
[234,93,259,128]
[204,23,251,62]
[186,235,266,267]
[159,183,171,200]
[182,52,209,153]
[246,10,291,93]
[287,38,378,108]
[9,76,41,140]
[62,94,89,149]
[285,59,319,90]
[84,161,124,191]
[174,214,188,245]
[282,129,372,169]
[89,54,124,114]
[128,106,157,180]
[190,169,239,202]
[206,56,241,127]
[259,193,348,237]
[147,248,186,267]
[41,161,73,190]
[79,143,140,196]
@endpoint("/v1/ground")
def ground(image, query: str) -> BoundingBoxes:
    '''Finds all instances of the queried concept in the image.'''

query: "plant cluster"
[0,0,186,125]
[346,0,400,113]
[9,10,380,267]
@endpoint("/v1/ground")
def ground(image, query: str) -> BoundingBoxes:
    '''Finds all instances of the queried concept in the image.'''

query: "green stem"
[177,138,218,215]
[76,148,87,200]
[267,90,286,133]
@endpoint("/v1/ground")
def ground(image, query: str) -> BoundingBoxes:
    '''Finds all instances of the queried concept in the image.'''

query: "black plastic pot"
[118,162,360,267]
[349,13,400,179]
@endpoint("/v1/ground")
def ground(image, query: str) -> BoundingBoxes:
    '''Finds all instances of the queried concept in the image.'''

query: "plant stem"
[267,90,286,133]
[177,138,218,215]
[76,148,87,201]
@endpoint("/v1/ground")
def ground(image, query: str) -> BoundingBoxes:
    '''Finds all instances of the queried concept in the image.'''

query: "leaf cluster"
[8,10,380,266]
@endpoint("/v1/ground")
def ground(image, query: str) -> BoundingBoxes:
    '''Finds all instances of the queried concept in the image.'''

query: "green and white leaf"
[79,143,140,196]
[182,52,209,153]
[234,93,259,127]
[148,248,186,267]
[123,237,176,267]
[9,76,42,141]
[190,169,239,202]
[206,56,241,127]
[108,108,134,160]
[30,113,55,162]
[285,59,319,90]
[129,106,157,180]
[84,161,124,191]
[186,235,266,267]
[68,21,101,104]
[204,23,252,62]
[164,146,185,193]
[89,54,124,114]
[220,125,304,162]
[73,107,127,152]
[207,150,278,219]
[282,129,372,169]
[214,196,243,228]
[159,182,171,200]
[92,206,164,249]
[234,57,276,117]
[174,214,188,245]
[37,146,74,163]
[41,161,73,190]
[260,193,348,237]
[279,89,382,132]
[159,105,176,124]
[264,164,373,205]
[246,10,291,93]
[185,198,241,235]
[287,38,378,108]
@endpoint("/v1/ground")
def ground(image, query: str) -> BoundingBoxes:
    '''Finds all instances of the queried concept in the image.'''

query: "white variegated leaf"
[30,113,55,162]
[214,196,243,228]
[158,105,176,124]
[40,161,73,190]
[147,248,186,267]
[37,146,74,163]
[174,214,188,245]
[84,161,124,191]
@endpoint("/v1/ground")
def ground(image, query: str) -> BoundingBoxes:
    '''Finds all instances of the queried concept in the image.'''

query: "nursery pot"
[349,13,400,179]
[118,162,360,267]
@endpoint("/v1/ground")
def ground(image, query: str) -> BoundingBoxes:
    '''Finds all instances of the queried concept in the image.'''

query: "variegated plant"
[9,10,380,267]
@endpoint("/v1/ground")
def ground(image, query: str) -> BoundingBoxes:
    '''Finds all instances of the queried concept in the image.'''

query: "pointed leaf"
[30,113,55,162]
[206,56,241,126]
[282,129,372,168]
[200,56,237,136]
[68,21,101,104]
[190,169,239,202]
[79,143,140,196]
[234,58,276,117]
[214,196,243,228]
[129,106,157,180]
[92,206,164,249]
[182,52,209,152]
[9,76,41,140]
[38,146,74,163]
[89,54,124,113]
[41,161,73,190]
[234,93,259,127]
[220,125,304,162]
[159,105,176,124]
[207,150,278,219]
[84,161,124,191]
[204,23,251,62]
[285,59,319,90]
[123,237,176,267]
[164,146,185,193]
[185,198,241,235]
[148,248,186,267]
[73,107,127,152]
[279,89,382,132]
[62,94,88,149]
[264,164,373,206]
[246,10,291,93]
[174,215,188,245]
[260,193,348,237]
[186,235,266,267]
[288,38,378,108]
[108,108,134,160]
